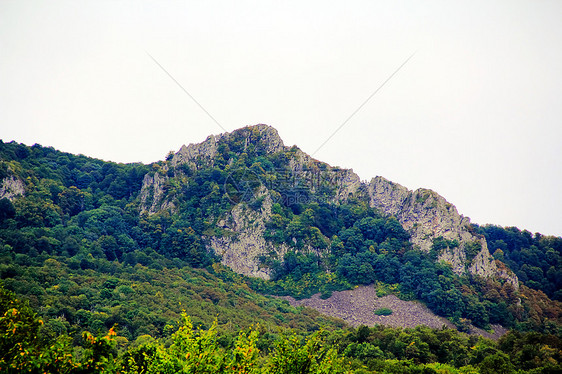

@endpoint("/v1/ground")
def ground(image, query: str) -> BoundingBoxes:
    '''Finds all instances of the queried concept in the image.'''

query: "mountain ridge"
[2,126,560,336]
[140,124,517,289]
[1,133,561,373]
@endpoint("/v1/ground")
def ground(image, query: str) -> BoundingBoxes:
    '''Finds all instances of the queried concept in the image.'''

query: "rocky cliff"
[210,187,289,279]
[138,124,518,289]
[139,124,357,278]
[168,124,361,203]
[139,171,175,214]
[0,175,25,201]
[170,124,285,169]
[366,176,518,288]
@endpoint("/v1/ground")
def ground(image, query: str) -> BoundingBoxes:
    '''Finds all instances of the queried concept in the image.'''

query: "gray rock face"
[139,171,175,214]
[145,124,360,277]
[367,177,473,252]
[252,124,286,154]
[0,176,25,201]
[171,134,221,169]
[282,147,362,204]
[140,125,288,214]
[210,190,289,279]
[171,124,285,169]
[366,176,518,288]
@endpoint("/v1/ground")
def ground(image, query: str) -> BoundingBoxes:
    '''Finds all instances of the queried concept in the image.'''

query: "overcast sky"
[1,1,561,236]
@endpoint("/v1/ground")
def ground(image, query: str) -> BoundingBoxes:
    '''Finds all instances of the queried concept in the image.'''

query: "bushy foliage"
[373,308,393,316]
[0,286,117,373]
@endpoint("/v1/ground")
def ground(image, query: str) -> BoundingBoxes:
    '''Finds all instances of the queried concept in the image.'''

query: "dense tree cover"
[0,250,344,344]
[0,285,119,372]
[339,323,562,372]
[0,285,351,373]
[0,140,343,341]
[2,286,561,373]
[475,224,562,301]
[258,205,534,331]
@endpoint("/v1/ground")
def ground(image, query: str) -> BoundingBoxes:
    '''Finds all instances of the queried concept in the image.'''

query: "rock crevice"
[210,189,289,279]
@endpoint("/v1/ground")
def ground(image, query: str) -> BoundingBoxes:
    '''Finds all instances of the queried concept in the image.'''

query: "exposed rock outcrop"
[171,134,221,169]
[0,175,25,201]
[171,124,285,169]
[210,189,289,279]
[367,177,473,252]
[156,125,361,277]
[367,176,518,288]
[285,147,362,202]
[139,171,175,214]
[146,124,362,211]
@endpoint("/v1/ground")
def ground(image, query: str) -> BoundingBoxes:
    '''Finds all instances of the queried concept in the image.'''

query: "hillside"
[135,125,560,328]
[0,125,561,372]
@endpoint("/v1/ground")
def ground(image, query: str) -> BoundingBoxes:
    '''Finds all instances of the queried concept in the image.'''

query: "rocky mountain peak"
[141,124,287,215]
[171,124,285,168]
[140,124,518,288]
[367,176,472,252]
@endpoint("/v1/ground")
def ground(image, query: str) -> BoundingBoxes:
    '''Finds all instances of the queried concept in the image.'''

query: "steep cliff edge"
[367,176,518,288]
[139,124,358,277]
[139,171,175,214]
[170,124,285,169]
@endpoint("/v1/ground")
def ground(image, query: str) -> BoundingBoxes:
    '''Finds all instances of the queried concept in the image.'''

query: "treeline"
[2,286,560,373]
[0,140,215,269]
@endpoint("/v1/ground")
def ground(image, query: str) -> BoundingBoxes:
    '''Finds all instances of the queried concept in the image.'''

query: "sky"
[1,1,561,236]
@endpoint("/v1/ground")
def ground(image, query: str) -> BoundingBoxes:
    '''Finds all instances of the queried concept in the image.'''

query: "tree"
[268,331,351,374]
[479,352,515,374]
[58,186,85,216]
[0,285,117,372]
[0,286,43,369]
[0,198,16,224]
[121,314,260,374]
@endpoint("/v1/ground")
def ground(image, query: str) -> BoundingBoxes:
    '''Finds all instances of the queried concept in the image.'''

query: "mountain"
[1,125,562,372]
[140,124,517,285]
[132,124,562,331]
[1,125,561,333]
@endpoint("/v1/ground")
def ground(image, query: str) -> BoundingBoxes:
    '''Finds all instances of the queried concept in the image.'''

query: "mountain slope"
[1,126,560,335]
[144,124,516,286]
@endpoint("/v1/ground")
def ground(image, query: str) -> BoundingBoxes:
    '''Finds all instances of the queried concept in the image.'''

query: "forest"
[2,285,561,373]
[0,132,561,373]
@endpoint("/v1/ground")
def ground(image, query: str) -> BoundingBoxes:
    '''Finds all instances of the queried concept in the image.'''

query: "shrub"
[374,308,393,316]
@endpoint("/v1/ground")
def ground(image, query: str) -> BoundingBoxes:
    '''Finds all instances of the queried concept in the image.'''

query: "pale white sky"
[1,1,561,236]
